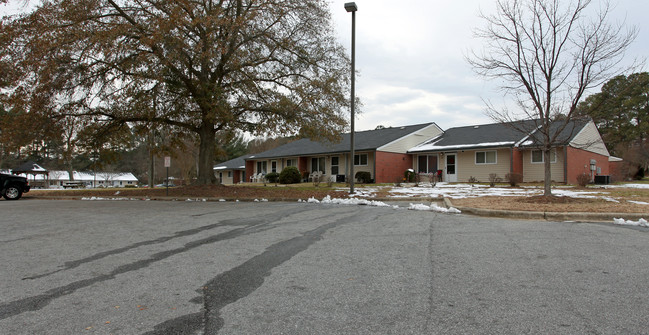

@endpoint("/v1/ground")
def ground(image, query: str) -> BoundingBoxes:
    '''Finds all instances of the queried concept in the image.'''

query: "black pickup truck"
[1,173,30,200]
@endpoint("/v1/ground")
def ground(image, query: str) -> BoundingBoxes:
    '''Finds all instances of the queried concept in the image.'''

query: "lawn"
[26,181,648,214]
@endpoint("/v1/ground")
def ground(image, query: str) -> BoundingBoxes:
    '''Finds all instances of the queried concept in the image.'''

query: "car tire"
[3,185,23,200]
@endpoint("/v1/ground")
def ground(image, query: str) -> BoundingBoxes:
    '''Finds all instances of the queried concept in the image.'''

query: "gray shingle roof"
[249,123,436,159]
[213,154,252,170]
[410,119,589,152]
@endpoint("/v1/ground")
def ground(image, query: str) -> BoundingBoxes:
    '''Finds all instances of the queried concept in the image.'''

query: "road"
[1,199,648,334]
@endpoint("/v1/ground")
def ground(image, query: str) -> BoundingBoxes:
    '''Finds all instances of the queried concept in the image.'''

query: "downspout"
[373,151,377,183]
[564,145,568,184]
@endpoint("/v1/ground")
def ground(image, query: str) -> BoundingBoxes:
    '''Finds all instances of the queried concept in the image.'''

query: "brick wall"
[566,146,609,184]
[245,160,254,183]
[375,151,413,183]
[512,148,524,175]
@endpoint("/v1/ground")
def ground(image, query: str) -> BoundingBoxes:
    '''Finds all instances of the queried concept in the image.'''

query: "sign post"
[164,156,171,196]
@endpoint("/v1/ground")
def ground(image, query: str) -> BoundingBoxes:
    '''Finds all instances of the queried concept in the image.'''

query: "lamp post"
[345,2,357,194]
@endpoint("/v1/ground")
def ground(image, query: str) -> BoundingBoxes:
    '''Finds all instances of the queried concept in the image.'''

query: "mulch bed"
[29,184,348,201]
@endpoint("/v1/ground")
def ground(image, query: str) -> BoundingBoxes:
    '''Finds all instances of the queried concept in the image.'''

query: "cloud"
[331,0,648,132]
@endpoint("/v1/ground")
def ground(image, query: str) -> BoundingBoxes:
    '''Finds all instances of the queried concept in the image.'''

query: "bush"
[279,167,301,184]
[488,173,502,187]
[404,170,415,182]
[505,173,523,187]
[355,171,372,184]
[577,172,591,187]
[265,172,279,183]
[468,176,478,184]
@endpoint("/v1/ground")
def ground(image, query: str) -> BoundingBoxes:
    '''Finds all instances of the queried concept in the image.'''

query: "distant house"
[408,118,613,184]
[14,170,140,188]
[243,123,443,184]
[213,154,252,184]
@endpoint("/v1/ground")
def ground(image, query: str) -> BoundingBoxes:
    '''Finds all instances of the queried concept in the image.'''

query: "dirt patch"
[452,196,647,213]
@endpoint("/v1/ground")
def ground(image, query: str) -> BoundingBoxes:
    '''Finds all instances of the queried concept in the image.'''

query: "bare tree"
[468,0,637,196]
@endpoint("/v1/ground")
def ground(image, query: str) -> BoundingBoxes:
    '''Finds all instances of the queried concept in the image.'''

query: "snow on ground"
[613,218,648,227]
[408,203,461,214]
[389,183,537,199]
[307,195,399,209]
[603,183,649,189]
[342,182,647,204]
[628,200,649,205]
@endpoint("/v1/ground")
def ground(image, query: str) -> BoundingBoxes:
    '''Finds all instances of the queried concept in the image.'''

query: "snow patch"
[408,203,461,214]
[613,218,648,227]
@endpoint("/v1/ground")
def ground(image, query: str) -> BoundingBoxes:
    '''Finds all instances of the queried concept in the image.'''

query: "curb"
[444,197,647,222]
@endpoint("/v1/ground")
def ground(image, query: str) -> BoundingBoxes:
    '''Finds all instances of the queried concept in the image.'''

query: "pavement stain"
[0,206,314,321]
[143,211,370,335]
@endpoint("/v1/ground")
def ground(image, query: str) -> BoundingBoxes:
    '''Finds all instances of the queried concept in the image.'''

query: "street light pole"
[345,2,357,194]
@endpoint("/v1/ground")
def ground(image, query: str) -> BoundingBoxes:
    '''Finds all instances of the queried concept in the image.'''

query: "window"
[228,171,232,178]
[311,157,326,173]
[331,157,339,175]
[475,151,497,164]
[271,161,277,173]
[286,159,296,167]
[418,155,438,173]
[531,149,557,163]
[354,153,368,166]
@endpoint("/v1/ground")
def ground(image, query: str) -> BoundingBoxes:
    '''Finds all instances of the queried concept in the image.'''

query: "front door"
[446,153,457,182]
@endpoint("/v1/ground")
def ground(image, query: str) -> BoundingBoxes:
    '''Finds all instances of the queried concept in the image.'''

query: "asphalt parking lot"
[1,199,648,334]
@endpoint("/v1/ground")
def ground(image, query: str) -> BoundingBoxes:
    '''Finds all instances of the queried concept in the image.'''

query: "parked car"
[1,173,30,200]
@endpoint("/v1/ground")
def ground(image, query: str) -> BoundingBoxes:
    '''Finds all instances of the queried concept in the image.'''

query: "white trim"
[531,149,557,164]
[514,124,543,147]
[475,150,497,165]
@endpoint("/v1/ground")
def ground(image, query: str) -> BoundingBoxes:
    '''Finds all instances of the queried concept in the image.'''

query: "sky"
[2,0,647,133]
[328,0,649,131]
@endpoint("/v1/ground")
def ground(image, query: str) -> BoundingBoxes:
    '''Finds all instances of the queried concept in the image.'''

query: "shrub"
[404,170,415,182]
[265,172,279,183]
[488,173,502,187]
[279,167,301,184]
[468,176,478,184]
[355,171,372,184]
[577,172,591,187]
[505,173,523,187]
[312,173,323,187]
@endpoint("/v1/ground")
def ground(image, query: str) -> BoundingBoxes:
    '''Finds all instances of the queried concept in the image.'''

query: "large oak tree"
[1,0,350,184]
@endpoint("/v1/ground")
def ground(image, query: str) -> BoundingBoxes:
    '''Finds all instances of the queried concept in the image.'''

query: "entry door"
[446,153,457,182]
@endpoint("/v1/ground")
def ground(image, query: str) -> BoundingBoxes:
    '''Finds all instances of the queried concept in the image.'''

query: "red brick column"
[245,160,255,183]
[375,151,412,184]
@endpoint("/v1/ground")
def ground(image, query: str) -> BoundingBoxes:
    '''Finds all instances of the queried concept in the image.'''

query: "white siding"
[522,147,565,182]
[569,120,610,156]
[456,149,512,182]
[379,124,443,153]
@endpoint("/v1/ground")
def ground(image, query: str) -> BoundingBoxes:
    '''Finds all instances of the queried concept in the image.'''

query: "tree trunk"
[196,124,217,185]
[543,148,552,196]
[148,131,155,188]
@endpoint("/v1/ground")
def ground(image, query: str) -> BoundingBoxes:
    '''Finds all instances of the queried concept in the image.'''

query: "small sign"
[164,156,171,168]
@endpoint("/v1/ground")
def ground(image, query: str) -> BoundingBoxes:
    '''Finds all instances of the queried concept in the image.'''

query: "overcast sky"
[2,0,647,133]
[329,0,648,131]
